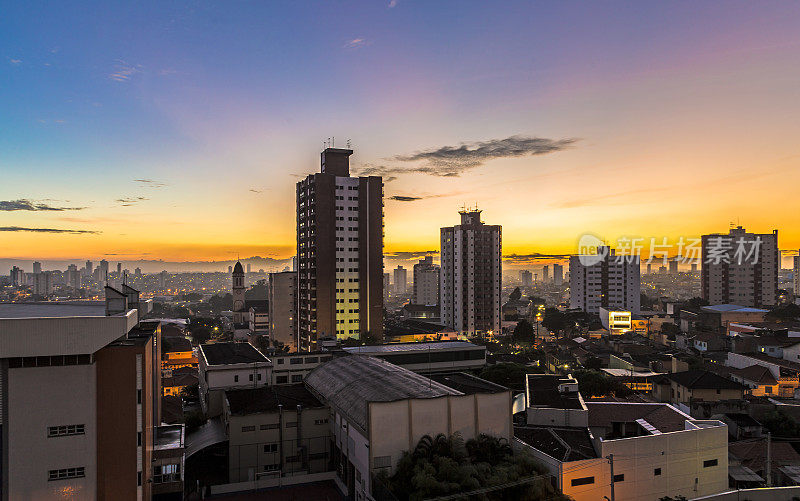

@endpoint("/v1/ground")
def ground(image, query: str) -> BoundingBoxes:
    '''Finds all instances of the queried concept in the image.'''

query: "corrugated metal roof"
[305,355,461,433]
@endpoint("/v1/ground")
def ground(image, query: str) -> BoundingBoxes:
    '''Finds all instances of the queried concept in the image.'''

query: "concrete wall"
[6,364,97,501]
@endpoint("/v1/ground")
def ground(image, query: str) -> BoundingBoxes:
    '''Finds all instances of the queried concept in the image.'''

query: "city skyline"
[4,2,800,262]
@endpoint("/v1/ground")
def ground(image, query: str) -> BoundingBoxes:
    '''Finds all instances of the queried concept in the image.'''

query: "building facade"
[569,246,641,314]
[412,256,439,306]
[392,265,407,295]
[439,209,502,337]
[701,226,779,307]
[268,271,297,350]
[296,148,384,350]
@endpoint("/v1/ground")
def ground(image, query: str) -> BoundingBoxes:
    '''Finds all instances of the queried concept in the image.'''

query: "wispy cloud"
[388,190,463,202]
[109,60,143,82]
[356,135,576,179]
[8,58,22,65]
[388,0,398,7]
[343,38,367,49]
[0,199,86,211]
[503,252,572,263]
[134,178,167,188]
[116,196,149,206]
[385,250,439,260]
[0,226,100,234]
[249,189,263,193]
[389,195,423,202]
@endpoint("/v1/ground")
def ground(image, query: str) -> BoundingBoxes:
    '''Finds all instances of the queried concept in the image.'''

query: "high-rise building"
[440,209,502,336]
[296,148,384,350]
[646,263,652,275]
[99,260,109,283]
[158,270,167,289]
[84,260,93,277]
[246,263,251,274]
[542,265,549,282]
[134,267,142,278]
[553,263,564,285]
[66,264,81,289]
[393,266,408,295]
[412,256,440,306]
[701,226,779,307]
[519,270,532,287]
[10,266,25,286]
[32,261,42,274]
[269,271,297,351]
[794,251,800,297]
[569,246,641,314]
[0,287,179,500]
[669,258,678,274]
[227,265,233,274]
[383,272,391,302]
[32,272,52,296]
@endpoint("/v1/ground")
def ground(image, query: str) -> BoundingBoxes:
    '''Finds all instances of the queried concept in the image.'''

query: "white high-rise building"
[569,246,640,314]
[440,209,501,336]
[269,271,297,351]
[393,266,408,295]
[412,256,440,306]
[701,226,779,307]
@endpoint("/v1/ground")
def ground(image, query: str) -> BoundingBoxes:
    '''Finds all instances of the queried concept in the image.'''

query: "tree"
[181,292,203,302]
[180,383,199,401]
[509,287,522,301]
[761,409,800,438]
[184,410,206,434]
[479,363,542,390]
[191,327,211,345]
[573,369,633,398]
[687,297,709,308]
[583,356,603,371]
[513,319,536,343]
[378,433,570,501]
[767,303,800,322]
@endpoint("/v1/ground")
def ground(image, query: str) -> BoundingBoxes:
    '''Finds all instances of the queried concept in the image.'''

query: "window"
[249,374,253,381]
[49,467,85,481]
[260,423,279,430]
[290,358,303,365]
[309,452,328,460]
[263,443,278,453]
[571,476,595,486]
[291,374,303,383]
[137,389,142,404]
[613,473,624,482]
[276,376,288,384]
[704,459,718,468]
[234,375,239,382]
[242,426,255,432]
[766,386,773,394]
[277,359,284,364]
[314,418,329,425]
[48,424,85,437]
[654,468,662,476]
[285,421,297,428]
[257,373,262,380]
[137,471,142,486]
[137,432,142,446]
[263,464,280,472]
[285,455,300,463]
[373,456,391,468]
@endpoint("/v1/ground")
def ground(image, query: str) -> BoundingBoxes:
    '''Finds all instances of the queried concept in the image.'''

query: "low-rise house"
[655,370,745,406]
[729,440,800,486]
[222,384,331,482]
[305,355,512,501]
[162,368,198,397]
[515,374,729,501]
[727,352,800,398]
[716,413,762,440]
[729,364,779,396]
[162,336,197,371]
[198,342,272,417]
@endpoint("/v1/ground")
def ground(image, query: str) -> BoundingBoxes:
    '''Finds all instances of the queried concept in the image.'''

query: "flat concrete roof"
[0,302,106,319]
[342,341,482,354]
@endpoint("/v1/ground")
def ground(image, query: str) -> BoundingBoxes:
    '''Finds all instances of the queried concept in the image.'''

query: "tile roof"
[731,365,778,385]
[585,402,691,433]
[730,440,800,472]
[665,370,745,390]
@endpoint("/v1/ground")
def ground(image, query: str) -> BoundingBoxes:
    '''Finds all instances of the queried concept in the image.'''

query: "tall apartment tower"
[569,246,641,314]
[519,270,533,287]
[542,265,549,282]
[701,226,779,307]
[269,271,297,351]
[794,251,800,297]
[412,256,440,306]
[32,261,42,274]
[553,263,564,285]
[440,209,502,337]
[393,266,408,295]
[99,260,109,283]
[296,148,383,350]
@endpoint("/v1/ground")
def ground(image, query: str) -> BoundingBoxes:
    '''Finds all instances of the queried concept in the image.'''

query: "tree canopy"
[376,433,570,501]
[512,319,536,343]
[479,363,542,390]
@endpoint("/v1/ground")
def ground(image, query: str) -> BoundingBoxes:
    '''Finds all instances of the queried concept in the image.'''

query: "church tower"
[232,260,246,323]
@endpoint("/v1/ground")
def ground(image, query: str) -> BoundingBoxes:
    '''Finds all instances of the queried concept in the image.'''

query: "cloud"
[116,196,149,206]
[0,199,86,211]
[385,250,439,260]
[8,58,22,65]
[109,60,143,82]
[134,178,167,188]
[503,253,572,263]
[388,0,398,7]
[356,135,576,179]
[0,226,100,234]
[343,38,367,49]
[249,189,263,193]
[388,190,462,202]
[389,195,423,202]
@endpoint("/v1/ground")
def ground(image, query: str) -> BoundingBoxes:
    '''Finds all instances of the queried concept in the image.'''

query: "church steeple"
[232,260,246,322]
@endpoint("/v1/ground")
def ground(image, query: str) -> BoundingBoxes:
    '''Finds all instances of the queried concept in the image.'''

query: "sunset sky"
[3,1,800,267]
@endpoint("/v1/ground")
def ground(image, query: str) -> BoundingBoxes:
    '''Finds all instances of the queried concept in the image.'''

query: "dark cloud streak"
[0,199,86,211]
[0,226,100,234]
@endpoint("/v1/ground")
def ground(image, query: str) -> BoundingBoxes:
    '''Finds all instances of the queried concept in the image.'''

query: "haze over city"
[4,1,800,266]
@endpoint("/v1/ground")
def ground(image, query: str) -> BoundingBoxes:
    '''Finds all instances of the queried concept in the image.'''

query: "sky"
[3,1,800,268]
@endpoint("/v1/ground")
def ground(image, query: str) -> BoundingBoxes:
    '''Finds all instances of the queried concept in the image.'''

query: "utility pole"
[607,453,615,501]
[766,432,772,487]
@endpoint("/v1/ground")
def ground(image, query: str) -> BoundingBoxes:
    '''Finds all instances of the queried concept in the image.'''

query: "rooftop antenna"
[332,136,335,148]
[346,139,352,148]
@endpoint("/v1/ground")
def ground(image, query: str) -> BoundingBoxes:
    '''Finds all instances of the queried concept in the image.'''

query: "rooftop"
[201,342,269,366]
[585,402,693,433]
[702,304,769,314]
[342,340,483,354]
[225,384,323,415]
[430,373,509,395]
[526,374,584,410]
[514,426,598,462]
[305,355,461,433]
[0,302,106,319]
[164,337,193,353]
[665,370,746,390]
